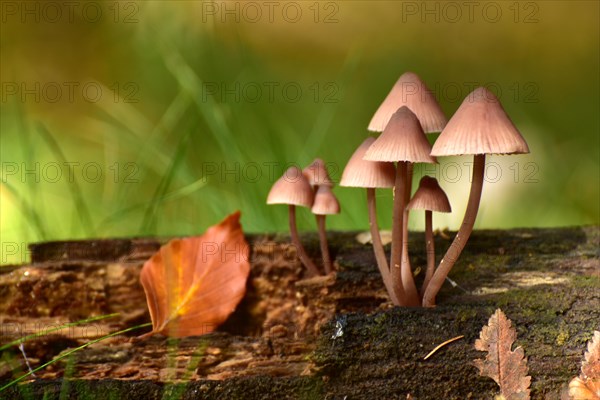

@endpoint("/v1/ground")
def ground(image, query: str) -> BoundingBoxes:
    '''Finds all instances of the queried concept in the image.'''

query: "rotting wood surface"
[1,226,599,399]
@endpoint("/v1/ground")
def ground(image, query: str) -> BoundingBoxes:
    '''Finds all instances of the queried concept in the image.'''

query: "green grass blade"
[0,313,120,352]
[0,179,47,241]
[112,90,193,207]
[0,353,34,400]
[157,41,246,163]
[139,125,193,234]
[161,338,207,400]
[95,178,208,233]
[12,101,43,243]
[0,322,152,393]
[35,124,94,236]
[299,51,361,162]
[58,354,76,400]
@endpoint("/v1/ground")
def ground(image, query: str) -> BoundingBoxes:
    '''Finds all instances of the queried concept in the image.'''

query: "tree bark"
[1,226,598,399]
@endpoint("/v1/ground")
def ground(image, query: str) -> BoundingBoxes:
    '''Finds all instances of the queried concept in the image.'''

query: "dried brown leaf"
[140,211,250,338]
[582,332,600,380]
[569,331,600,399]
[474,309,531,400]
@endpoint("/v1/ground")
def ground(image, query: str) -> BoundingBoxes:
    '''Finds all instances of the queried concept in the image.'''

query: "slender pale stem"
[420,210,434,296]
[423,154,486,307]
[288,205,320,276]
[390,161,407,305]
[367,188,400,305]
[401,162,419,306]
[316,214,332,274]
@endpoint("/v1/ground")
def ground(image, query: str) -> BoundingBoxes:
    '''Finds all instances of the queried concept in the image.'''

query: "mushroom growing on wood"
[311,185,340,274]
[368,71,448,134]
[303,158,334,188]
[340,138,399,304]
[367,72,448,305]
[422,87,529,307]
[406,176,451,296]
[302,158,340,274]
[267,166,320,276]
[303,159,337,274]
[364,107,437,306]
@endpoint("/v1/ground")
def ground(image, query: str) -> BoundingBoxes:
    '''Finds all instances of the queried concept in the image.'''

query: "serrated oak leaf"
[474,309,531,400]
[140,211,250,338]
[569,331,600,399]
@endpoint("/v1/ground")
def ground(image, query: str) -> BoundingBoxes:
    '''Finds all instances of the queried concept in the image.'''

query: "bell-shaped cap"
[431,87,530,156]
[368,72,447,133]
[311,185,341,215]
[407,176,451,213]
[303,158,334,187]
[267,166,314,208]
[340,138,396,188]
[364,106,437,164]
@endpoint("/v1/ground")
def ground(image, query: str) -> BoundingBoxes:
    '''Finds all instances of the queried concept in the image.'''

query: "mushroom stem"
[401,163,420,306]
[390,161,408,305]
[422,154,485,307]
[288,205,320,276]
[367,188,400,305]
[315,214,333,274]
[420,210,435,296]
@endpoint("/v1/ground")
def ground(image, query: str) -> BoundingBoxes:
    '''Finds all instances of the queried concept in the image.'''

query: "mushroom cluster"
[267,160,340,276]
[342,72,529,307]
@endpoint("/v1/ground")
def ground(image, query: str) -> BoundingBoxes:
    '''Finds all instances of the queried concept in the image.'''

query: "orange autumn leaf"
[140,211,250,338]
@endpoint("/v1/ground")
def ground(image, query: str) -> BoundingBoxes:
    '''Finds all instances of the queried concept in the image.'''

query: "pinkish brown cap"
[368,72,447,133]
[407,176,451,213]
[311,185,341,215]
[364,106,437,164]
[340,138,396,188]
[431,87,530,156]
[267,166,314,207]
[303,158,334,187]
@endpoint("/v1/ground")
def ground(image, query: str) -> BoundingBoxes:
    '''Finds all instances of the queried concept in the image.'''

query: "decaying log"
[1,226,599,399]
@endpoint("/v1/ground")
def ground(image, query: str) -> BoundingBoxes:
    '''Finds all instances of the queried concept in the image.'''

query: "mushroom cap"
[364,106,437,164]
[368,72,448,133]
[431,87,530,156]
[303,158,334,187]
[267,166,314,207]
[340,138,396,188]
[311,185,341,215]
[407,176,451,213]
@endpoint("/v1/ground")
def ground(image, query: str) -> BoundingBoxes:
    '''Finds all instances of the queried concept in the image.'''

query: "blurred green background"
[1,1,599,264]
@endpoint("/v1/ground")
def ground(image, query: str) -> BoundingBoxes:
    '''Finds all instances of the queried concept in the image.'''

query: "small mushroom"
[406,176,451,296]
[340,138,399,304]
[364,106,437,306]
[423,87,529,307]
[367,73,447,305]
[303,159,337,274]
[368,71,448,134]
[267,166,320,276]
[367,73,448,276]
[303,158,334,188]
[311,185,340,274]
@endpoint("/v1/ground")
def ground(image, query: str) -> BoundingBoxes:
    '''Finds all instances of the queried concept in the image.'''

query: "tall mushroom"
[422,87,529,307]
[367,72,448,304]
[406,176,451,296]
[368,71,448,133]
[364,107,437,306]
[303,159,337,273]
[267,166,320,276]
[340,138,400,304]
[311,185,340,274]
